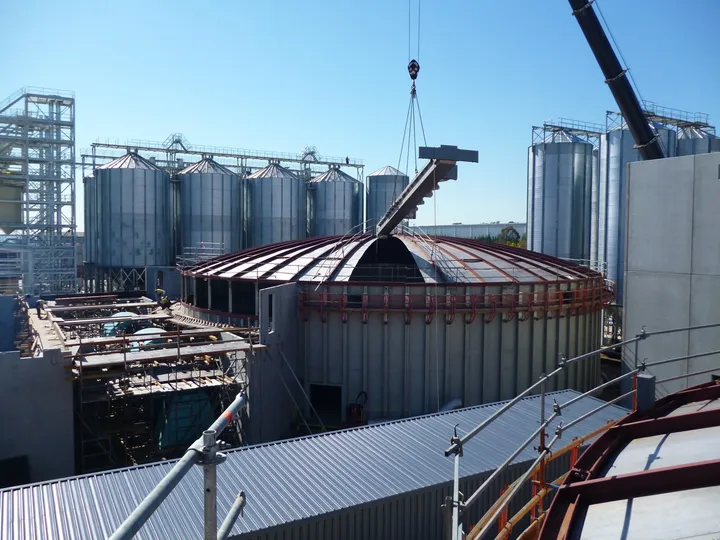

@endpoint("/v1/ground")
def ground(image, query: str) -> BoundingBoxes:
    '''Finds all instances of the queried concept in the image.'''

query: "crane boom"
[569,0,665,160]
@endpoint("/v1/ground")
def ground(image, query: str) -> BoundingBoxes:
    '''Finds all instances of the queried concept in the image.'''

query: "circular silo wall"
[308,168,363,237]
[177,158,245,254]
[366,166,409,232]
[247,164,306,248]
[527,131,594,260]
[94,154,171,268]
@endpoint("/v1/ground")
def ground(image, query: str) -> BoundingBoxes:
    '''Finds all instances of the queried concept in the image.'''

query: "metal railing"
[110,391,249,540]
[445,321,720,540]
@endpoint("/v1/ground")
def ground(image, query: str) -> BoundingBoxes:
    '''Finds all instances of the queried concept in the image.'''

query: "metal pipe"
[203,430,218,540]
[218,491,246,540]
[110,392,248,540]
[644,348,720,368]
[657,365,720,384]
[464,411,559,509]
[560,390,634,433]
[450,452,462,540]
[560,369,639,409]
[475,434,561,539]
[568,0,665,160]
[642,321,720,337]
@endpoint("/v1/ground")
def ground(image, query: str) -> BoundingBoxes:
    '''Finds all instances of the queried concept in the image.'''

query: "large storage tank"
[181,234,611,422]
[598,121,676,304]
[677,127,720,156]
[246,163,306,248]
[366,166,409,233]
[92,153,171,268]
[307,167,363,237]
[0,184,23,234]
[527,130,594,260]
[177,158,245,254]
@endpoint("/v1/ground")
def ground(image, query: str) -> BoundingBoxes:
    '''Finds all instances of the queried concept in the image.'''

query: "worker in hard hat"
[35,299,46,319]
[155,288,166,303]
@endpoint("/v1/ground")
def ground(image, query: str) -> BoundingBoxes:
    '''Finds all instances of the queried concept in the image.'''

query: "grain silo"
[87,152,170,291]
[677,127,720,156]
[366,166,409,233]
[307,167,363,237]
[246,163,306,248]
[598,119,676,304]
[181,234,612,423]
[177,157,245,255]
[527,129,594,260]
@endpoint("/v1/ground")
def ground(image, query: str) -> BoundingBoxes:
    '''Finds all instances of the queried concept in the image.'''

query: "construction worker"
[159,295,172,311]
[155,288,166,303]
[35,299,46,319]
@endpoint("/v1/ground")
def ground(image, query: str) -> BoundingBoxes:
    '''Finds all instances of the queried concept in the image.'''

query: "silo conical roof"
[369,165,406,177]
[540,130,586,144]
[96,152,161,171]
[178,157,234,175]
[247,163,298,179]
[309,168,360,184]
[678,127,716,140]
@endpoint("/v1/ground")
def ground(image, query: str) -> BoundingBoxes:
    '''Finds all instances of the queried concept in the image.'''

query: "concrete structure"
[366,166,409,233]
[176,157,246,255]
[246,163,307,248]
[0,349,74,486]
[307,167,363,237]
[624,152,720,396]
[410,222,527,239]
[0,390,627,539]
[182,234,612,429]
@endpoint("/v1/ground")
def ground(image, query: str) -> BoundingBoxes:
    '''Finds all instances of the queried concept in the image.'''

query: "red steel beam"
[610,406,720,440]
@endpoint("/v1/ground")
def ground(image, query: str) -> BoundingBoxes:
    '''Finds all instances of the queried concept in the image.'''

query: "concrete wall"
[300,283,601,422]
[0,349,75,483]
[248,283,301,443]
[0,295,18,352]
[624,153,720,396]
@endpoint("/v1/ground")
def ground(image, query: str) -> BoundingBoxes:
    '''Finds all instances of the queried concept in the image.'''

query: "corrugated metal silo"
[94,153,171,268]
[307,168,363,237]
[247,163,306,248]
[177,158,245,254]
[589,148,600,266]
[527,130,594,260]
[598,121,677,303]
[83,174,96,265]
[677,127,720,156]
[366,166,409,233]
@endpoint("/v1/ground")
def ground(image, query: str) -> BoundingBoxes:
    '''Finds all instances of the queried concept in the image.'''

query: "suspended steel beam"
[375,145,478,237]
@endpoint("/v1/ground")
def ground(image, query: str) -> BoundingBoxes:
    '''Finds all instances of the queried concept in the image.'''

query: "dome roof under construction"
[183,234,602,285]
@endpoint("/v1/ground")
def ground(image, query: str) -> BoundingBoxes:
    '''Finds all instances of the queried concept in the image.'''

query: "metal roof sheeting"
[246,163,298,180]
[178,157,235,175]
[368,165,406,177]
[184,234,601,284]
[96,152,162,171]
[0,390,627,540]
[308,168,360,184]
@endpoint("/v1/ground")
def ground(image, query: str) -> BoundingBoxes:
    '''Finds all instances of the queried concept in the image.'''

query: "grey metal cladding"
[0,390,627,540]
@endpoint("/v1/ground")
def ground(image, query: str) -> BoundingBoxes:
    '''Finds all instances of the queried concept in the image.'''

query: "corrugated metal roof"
[96,152,162,171]
[678,126,716,140]
[178,158,235,175]
[538,130,588,144]
[183,234,601,284]
[247,163,298,180]
[0,390,627,540]
[368,165,407,177]
[308,168,360,184]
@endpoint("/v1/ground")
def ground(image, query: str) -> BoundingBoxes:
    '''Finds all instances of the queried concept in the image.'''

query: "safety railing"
[110,391,249,540]
[445,321,720,540]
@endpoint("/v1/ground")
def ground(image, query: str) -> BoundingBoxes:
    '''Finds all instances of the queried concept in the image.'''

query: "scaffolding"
[81,133,365,181]
[34,293,256,474]
[0,87,77,294]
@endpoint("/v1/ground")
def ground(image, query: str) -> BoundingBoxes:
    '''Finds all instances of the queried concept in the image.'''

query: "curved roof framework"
[183,234,601,285]
[540,379,720,539]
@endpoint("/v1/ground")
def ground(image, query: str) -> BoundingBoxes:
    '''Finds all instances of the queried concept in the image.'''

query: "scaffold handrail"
[450,319,720,540]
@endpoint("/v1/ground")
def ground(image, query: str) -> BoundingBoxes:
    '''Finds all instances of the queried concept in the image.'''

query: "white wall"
[624,152,720,396]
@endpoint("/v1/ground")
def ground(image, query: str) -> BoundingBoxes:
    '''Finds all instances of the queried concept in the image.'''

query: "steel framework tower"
[0,87,77,294]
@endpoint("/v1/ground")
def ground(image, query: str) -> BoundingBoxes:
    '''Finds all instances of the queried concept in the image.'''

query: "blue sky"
[5,0,719,231]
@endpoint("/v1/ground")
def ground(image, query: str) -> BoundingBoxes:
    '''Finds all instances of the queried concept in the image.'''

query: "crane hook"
[408,59,420,81]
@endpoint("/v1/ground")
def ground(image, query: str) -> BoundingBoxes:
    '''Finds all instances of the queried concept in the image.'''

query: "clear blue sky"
[5,0,719,232]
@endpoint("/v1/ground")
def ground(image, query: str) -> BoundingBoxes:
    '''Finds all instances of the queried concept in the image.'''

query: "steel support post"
[203,430,220,540]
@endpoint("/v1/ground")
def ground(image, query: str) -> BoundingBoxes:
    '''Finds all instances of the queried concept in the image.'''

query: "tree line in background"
[473,225,527,249]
